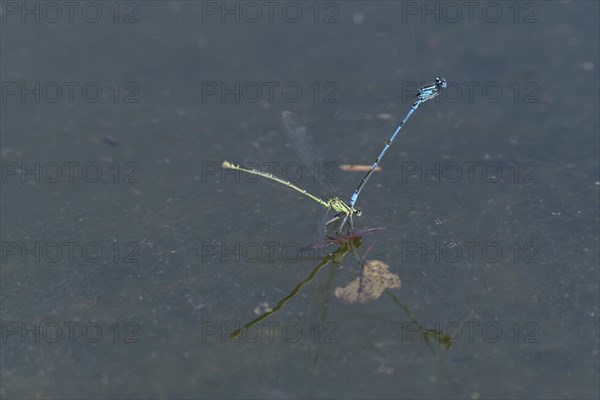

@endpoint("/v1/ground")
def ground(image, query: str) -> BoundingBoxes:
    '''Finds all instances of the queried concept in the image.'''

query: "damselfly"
[347,76,447,208]
[222,160,361,235]
[223,111,361,236]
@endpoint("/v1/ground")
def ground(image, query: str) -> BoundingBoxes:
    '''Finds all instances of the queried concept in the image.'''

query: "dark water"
[1,1,598,398]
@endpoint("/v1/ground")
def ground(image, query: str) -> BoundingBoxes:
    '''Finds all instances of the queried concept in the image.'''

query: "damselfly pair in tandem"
[222,77,447,236]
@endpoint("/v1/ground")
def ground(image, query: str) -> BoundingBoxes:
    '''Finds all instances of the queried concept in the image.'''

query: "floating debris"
[339,164,382,173]
[335,260,400,304]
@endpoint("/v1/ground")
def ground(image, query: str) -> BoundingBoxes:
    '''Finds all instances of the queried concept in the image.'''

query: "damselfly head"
[354,207,363,217]
[416,76,447,102]
[435,77,447,89]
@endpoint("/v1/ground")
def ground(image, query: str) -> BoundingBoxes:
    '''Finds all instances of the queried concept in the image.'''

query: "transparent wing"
[280,111,321,176]
[280,111,337,198]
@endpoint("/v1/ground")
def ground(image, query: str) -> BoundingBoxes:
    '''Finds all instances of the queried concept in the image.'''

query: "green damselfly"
[223,111,361,236]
